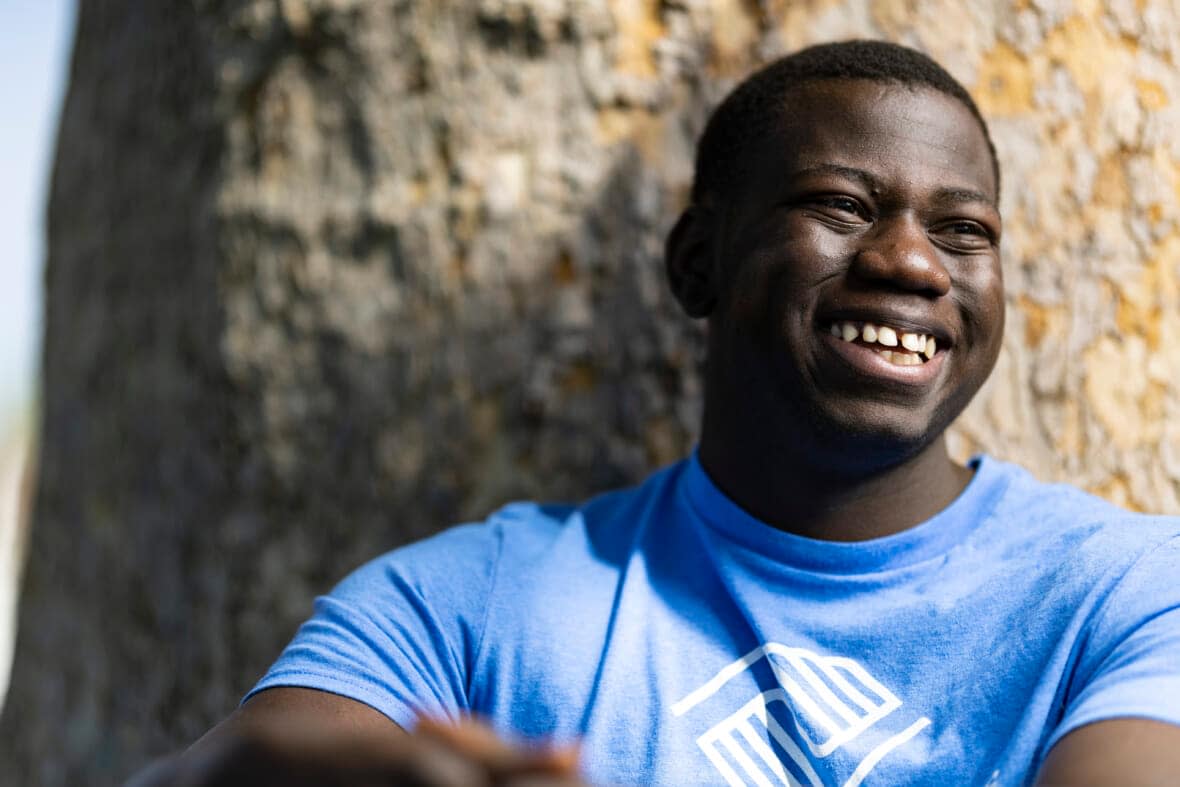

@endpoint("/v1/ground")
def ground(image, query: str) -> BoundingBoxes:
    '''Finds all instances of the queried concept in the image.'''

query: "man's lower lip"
[820,332,946,385]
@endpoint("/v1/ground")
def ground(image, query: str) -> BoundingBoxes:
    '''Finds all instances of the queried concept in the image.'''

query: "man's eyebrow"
[793,165,997,208]
[932,187,997,209]
[791,164,883,191]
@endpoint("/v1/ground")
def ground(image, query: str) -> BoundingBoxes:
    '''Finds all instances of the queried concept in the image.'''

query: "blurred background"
[2,1,1179,783]
[0,0,75,712]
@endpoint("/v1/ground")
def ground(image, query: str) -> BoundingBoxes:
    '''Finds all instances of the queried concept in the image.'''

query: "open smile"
[827,319,938,364]
[818,319,948,385]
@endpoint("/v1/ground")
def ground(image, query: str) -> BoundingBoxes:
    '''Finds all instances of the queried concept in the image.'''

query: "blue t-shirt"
[249,455,1180,785]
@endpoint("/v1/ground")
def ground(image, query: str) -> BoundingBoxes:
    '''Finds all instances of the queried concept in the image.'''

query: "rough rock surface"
[3,0,1178,782]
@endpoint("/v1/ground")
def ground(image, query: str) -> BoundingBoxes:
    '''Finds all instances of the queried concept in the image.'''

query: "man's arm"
[1035,718,1180,786]
[130,687,583,786]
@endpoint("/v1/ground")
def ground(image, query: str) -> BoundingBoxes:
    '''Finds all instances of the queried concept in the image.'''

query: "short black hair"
[691,40,1001,205]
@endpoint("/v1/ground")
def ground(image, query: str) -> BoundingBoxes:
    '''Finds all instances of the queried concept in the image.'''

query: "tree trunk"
[3,0,1179,782]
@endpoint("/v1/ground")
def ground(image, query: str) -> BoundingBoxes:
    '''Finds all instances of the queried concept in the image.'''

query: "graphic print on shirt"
[672,643,931,787]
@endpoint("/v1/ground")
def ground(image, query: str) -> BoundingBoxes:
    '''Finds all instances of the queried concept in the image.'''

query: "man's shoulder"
[982,455,1180,576]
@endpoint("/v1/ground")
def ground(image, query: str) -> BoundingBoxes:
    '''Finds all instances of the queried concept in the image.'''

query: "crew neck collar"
[679,450,1011,574]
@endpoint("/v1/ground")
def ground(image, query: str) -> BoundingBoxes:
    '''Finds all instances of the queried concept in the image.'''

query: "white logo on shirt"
[673,643,931,787]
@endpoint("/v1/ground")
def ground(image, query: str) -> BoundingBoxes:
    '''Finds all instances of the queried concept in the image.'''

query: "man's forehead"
[758,80,998,201]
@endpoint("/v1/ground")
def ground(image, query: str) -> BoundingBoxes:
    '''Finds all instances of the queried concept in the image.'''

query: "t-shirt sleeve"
[243,521,504,729]
[1046,534,1180,750]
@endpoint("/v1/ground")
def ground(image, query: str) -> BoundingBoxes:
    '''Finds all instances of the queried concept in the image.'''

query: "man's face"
[703,79,1004,458]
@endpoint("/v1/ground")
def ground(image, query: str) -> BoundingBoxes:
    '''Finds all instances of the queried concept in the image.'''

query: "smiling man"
[143,41,1180,786]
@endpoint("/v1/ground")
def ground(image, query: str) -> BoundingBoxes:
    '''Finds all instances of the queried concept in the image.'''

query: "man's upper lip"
[819,308,953,345]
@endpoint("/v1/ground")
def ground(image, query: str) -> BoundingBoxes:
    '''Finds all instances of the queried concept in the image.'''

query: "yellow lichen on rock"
[708,0,760,76]
[609,0,663,77]
[1042,12,1138,97]
[1083,334,1153,451]
[1093,473,1138,511]
[973,42,1034,116]
[1016,296,1065,350]
[1055,398,1084,458]
[1092,153,1130,210]
[595,108,671,169]
[1136,78,1169,111]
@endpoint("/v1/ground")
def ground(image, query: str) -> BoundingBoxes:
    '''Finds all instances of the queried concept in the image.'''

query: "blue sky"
[0,2,76,416]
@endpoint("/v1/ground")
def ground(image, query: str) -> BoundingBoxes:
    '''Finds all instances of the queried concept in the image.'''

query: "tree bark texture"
[3,0,1179,782]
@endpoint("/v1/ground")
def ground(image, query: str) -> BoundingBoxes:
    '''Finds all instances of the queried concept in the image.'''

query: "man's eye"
[935,220,995,251]
[947,220,988,236]
[811,196,864,217]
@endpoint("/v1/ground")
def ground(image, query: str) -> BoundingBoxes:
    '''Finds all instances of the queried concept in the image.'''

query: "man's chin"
[797,403,951,475]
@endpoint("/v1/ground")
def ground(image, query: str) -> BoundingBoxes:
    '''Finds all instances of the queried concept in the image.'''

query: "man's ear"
[665,206,719,318]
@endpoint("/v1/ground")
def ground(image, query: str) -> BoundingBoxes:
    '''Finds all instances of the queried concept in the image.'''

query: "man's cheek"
[719,254,776,319]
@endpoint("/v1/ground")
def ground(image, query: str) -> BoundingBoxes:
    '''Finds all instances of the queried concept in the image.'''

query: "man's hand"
[128,688,585,787]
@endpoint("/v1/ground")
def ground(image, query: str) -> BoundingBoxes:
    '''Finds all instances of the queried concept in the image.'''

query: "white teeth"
[828,320,939,364]
[878,348,921,366]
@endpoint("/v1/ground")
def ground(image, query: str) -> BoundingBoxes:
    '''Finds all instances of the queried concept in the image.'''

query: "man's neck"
[696,427,973,543]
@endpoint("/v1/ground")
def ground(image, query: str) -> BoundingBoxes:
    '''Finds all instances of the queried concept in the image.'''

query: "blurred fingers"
[416,717,584,782]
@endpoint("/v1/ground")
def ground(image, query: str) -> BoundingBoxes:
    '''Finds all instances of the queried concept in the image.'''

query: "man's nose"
[850,216,951,296]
